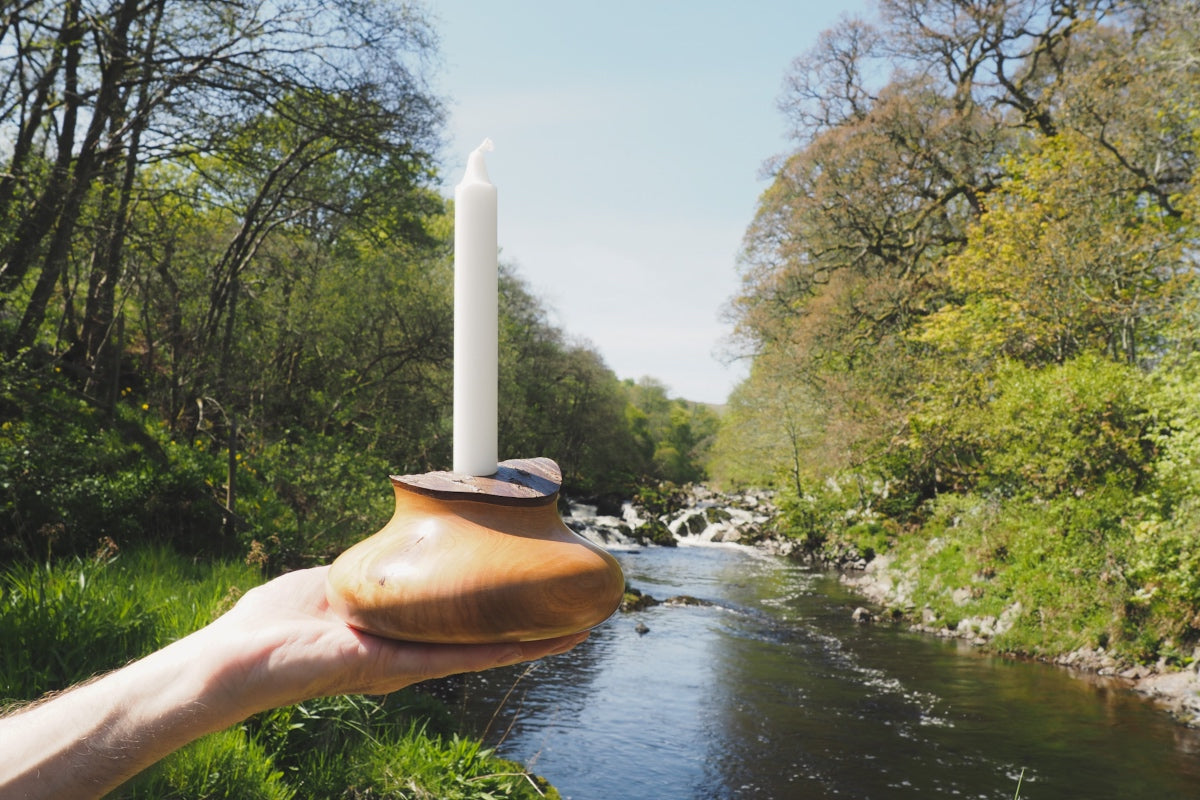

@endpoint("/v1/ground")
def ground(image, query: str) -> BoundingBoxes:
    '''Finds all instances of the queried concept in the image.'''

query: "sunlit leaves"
[916,131,1193,368]
[723,0,1199,504]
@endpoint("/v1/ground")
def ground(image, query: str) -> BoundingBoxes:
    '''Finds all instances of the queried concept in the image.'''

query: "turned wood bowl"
[325,457,625,643]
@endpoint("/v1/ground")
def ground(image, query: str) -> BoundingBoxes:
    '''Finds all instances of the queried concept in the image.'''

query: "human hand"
[203,566,589,717]
[0,564,588,800]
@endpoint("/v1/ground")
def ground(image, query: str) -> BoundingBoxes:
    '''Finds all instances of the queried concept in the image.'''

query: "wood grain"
[391,456,563,504]
[326,458,625,643]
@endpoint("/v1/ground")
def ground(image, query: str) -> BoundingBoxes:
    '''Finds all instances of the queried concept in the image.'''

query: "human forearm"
[0,566,588,799]
[0,627,243,799]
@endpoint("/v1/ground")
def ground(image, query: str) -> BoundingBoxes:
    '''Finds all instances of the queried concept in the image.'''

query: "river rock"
[663,594,713,607]
[852,606,874,624]
[659,486,777,545]
[621,586,660,612]
[563,483,781,550]
[633,519,678,547]
[1132,669,1200,726]
[562,501,640,548]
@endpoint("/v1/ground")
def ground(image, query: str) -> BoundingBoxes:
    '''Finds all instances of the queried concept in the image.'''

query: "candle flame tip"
[460,139,495,187]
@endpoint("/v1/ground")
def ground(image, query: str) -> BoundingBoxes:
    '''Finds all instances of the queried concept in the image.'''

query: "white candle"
[453,139,499,476]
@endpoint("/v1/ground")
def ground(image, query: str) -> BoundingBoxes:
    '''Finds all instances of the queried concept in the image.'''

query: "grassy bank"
[0,548,558,799]
[753,354,1200,674]
[796,482,1200,672]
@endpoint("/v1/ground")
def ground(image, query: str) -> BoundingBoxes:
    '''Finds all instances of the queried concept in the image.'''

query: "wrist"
[139,626,253,732]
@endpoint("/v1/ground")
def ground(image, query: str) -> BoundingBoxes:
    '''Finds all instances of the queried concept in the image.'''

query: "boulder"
[663,594,712,607]
[620,586,660,612]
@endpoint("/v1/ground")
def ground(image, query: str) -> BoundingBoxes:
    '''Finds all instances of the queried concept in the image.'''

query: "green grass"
[121,703,560,800]
[1,548,559,799]
[858,485,1198,666]
[0,546,259,699]
[122,727,296,800]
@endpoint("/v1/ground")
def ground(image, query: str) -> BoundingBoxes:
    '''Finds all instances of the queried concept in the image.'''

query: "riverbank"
[839,552,1200,728]
[569,483,1200,730]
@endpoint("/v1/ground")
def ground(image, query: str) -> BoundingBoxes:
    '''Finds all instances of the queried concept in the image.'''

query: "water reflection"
[437,544,1200,799]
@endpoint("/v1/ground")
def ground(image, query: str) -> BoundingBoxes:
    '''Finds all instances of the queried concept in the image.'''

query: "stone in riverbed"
[663,594,712,607]
[621,586,660,612]
[682,512,708,535]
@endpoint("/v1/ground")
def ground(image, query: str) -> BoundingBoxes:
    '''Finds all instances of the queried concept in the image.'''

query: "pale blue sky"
[430,1,869,405]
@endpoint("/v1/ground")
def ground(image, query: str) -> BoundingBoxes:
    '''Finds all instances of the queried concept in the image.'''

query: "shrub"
[0,358,226,560]
[977,355,1154,499]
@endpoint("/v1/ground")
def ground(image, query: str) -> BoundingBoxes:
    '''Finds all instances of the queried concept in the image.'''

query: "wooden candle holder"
[326,457,625,643]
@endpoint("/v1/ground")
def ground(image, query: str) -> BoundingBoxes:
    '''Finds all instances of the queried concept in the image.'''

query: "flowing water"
[435,543,1200,799]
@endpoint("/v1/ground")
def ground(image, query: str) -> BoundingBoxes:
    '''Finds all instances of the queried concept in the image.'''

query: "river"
[434,542,1200,799]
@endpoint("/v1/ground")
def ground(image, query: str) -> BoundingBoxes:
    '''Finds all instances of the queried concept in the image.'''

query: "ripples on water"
[436,543,1200,799]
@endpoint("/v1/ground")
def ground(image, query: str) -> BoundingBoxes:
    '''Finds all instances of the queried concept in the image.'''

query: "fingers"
[501,630,591,665]
[231,566,593,699]
[394,630,591,684]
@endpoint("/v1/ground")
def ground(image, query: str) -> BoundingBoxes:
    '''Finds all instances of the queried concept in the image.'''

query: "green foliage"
[884,490,1136,658]
[0,548,258,701]
[0,0,712,572]
[1116,352,1200,646]
[842,522,893,563]
[129,695,559,800]
[916,131,1190,368]
[723,1,1200,666]
[0,557,160,699]
[773,480,852,552]
[1126,513,1200,648]
[708,359,821,492]
[886,355,1155,513]
[976,357,1154,498]
[240,432,395,568]
[354,726,559,800]
[0,357,227,560]
[122,728,295,800]
[621,378,718,486]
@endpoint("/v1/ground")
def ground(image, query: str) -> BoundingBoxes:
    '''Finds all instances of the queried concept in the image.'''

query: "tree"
[127,98,449,449]
[496,269,641,494]
[622,378,718,485]
[0,0,441,410]
[912,131,1193,370]
[709,352,824,496]
[725,0,1197,504]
